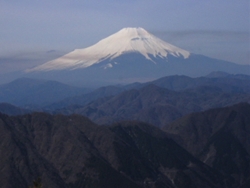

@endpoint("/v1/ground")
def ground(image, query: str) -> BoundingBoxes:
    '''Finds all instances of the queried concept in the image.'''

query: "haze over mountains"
[0,78,89,108]
[0,72,249,116]
[21,27,249,86]
[50,73,249,127]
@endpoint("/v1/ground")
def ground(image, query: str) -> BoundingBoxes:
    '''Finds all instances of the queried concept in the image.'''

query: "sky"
[0,0,249,73]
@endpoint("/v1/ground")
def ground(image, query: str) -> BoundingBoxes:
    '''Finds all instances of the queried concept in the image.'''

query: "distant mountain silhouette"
[0,103,31,115]
[47,73,250,111]
[46,85,124,111]
[0,77,89,108]
[55,83,249,127]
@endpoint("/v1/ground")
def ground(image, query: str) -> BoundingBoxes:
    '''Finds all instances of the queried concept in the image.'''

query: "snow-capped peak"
[28,27,190,71]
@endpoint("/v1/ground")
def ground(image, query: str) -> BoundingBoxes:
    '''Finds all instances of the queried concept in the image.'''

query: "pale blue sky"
[0,0,249,73]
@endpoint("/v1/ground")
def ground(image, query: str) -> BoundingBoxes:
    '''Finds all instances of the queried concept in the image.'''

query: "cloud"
[152,30,249,47]
[0,50,66,74]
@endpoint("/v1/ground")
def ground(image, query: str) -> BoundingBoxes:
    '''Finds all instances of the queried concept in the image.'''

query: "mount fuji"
[27,27,249,86]
[29,27,190,71]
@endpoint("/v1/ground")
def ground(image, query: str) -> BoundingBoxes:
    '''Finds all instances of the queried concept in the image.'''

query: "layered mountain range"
[47,72,250,127]
[0,72,249,123]
[0,72,249,187]
[1,27,249,188]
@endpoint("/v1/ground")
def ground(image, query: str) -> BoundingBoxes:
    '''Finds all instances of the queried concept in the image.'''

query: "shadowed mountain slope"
[0,103,31,115]
[0,113,140,188]
[163,103,250,187]
[0,112,232,188]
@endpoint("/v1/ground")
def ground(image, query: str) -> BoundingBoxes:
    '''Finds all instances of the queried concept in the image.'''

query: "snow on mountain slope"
[28,27,190,72]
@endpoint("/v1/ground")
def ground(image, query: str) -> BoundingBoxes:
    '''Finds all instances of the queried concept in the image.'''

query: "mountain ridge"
[0,112,231,188]
[0,77,89,107]
[163,102,250,187]
[55,83,249,127]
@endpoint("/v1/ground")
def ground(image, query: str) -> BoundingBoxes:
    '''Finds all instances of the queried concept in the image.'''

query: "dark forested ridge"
[0,103,250,187]
[164,103,250,187]
[0,103,32,115]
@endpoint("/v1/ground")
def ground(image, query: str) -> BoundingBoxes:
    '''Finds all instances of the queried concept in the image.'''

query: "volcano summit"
[29,27,190,71]
[27,27,249,86]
